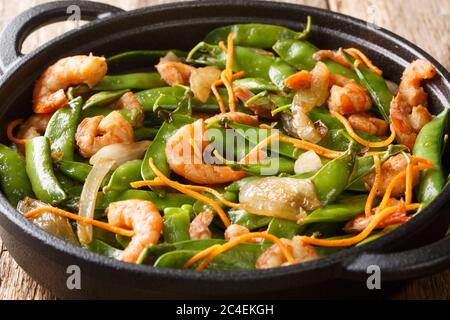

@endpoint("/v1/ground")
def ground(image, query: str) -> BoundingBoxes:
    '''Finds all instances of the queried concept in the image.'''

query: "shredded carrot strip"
[25,207,135,237]
[405,159,414,205]
[365,154,381,218]
[259,123,275,129]
[240,132,279,164]
[278,135,344,159]
[218,41,227,53]
[345,48,383,76]
[130,179,240,209]
[7,119,27,145]
[182,244,223,270]
[301,203,421,247]
[183,232,294,270]
[147,158,231,227]
[330,111,396,148]
[211,71,246,114]
[223,32,236,112]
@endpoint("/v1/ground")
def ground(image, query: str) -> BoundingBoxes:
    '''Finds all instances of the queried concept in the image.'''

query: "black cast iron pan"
[0,0,449,299]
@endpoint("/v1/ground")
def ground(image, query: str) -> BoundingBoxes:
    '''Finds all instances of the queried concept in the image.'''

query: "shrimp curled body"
[189,211,214,240]
[33,55,107,114]
[107,199,163,263]
[76,111,134,158]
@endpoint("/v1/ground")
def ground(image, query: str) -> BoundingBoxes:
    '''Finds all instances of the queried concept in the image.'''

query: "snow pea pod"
[311,152,355,206]
[163,205,191,243]
[187,42,275,80]
[84,238,122,258]
[103,160,142,192]
[96,190,195,211]
[57,160,92,183]
[93,72,165,91]
[141,114,194,181]
[225,176,260,193]
[228,208,272,230]
[204,22,310,48]
[273,40,358,80]
[232,78,279,92]
[83,89,129,110]
[107,50,187,67]
[45,97,82,161]
[413,109,449,204]
[0,144,34,206]
[301,194,369,225]
[269,58,297,90]
[266,218,304,239]
[25,136,66,205]
[134,127,158,141]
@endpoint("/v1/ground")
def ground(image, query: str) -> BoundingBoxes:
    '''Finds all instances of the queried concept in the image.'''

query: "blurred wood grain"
[0,0,448,300]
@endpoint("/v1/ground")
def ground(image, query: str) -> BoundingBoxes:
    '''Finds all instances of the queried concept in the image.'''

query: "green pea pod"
[413,109,449,204]
[347,144,407,191]
[269,58,297,90]
[103,160,143,192]
[311,152,355,206]
[204,21,310,48]
[141,114,194,181]
[228,208,272,230]
[107,50,187,67]
[232,78,279,92]
[309,107,343,129]
[44,97,82,161]
[341,50,393,122]
[67,84,91,100]
[134,127,158,141]
[25,136,66,205]
[83,89,129,110]
[225,176,260,193]
[187,42,275,80]
[163,206,191,243]
[273,40,358,80]
[0,144,34,206]
[193,189,238,214]
[266,217,304,239]
[83,238,122,258]
[93,72,165,91]
[96,190,195,211]
[302,194,369,224]
[319,129,359,152]
[57,160,92,183]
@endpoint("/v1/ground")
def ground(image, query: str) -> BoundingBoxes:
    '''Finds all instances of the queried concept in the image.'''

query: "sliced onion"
[17,197,79,246]
[294,150,323,175]
[385,80,399,95]
[90,141,151,169]
[239,177,321,222]
[189,66,221,102]
[78,158,116,244]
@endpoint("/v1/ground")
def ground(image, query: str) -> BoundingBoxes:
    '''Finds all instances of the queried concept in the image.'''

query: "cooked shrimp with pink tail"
[389,59,435,150]
[155,61,195,86]
[33,54,107,114]
[114,92,145,128]
[328,73,372,115]
[165,118,247,185]
[76,111,134,158]
[256,236,319,269]
[106,200,163,263]
[348,113,388,137]
[189,211,214,240]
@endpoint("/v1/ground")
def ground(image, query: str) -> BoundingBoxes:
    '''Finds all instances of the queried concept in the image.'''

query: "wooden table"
[0,0,449,300]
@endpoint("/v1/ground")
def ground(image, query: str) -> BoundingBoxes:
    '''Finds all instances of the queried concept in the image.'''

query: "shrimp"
[114,92,144,128]
[16,114,52,153]
[76,111,134,158]
[33,55,107,114]
[189,211,214,240]
[290,61,330,143]
[234,87,277,119]
[313,50,352,68]
[328,73,372,115]
[155,61,195,86]
[344,199,408,233]
[256,236,319,269]
[106,199,163,263]
[364,154,419,197]
[284,70,313,90]
[165,118,247,184]
[348,113,388,137]
[389,60,435,150]
[206,111,258,127]
[224,224,262,243]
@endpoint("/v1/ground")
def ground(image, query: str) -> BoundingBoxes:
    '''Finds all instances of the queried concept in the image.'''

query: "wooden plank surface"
[0,0,449,300]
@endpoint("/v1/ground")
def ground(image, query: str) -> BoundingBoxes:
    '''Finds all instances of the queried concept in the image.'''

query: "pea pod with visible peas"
[204,17,311,49]
[44,97,82,161]
[93,72,165,91]
[25,136,66,205]
[0,144,34,206]
[413,109,449,204]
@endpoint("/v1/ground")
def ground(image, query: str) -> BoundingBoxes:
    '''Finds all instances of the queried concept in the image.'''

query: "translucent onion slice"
[190,66,221,102]
[78,158,116,244]
[90,141,151,170]
[294,150,323,175]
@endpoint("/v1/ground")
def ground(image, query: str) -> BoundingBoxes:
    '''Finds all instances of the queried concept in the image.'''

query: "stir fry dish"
[0,19,448,271]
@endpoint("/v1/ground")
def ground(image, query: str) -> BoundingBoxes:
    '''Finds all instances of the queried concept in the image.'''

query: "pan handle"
[343,235,450,281]
[0,0,124,72]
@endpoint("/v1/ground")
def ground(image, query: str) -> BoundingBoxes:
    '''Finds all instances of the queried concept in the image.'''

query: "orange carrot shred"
[365,154,381,218]
[7,119,27,145]
[345,48,383,76]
